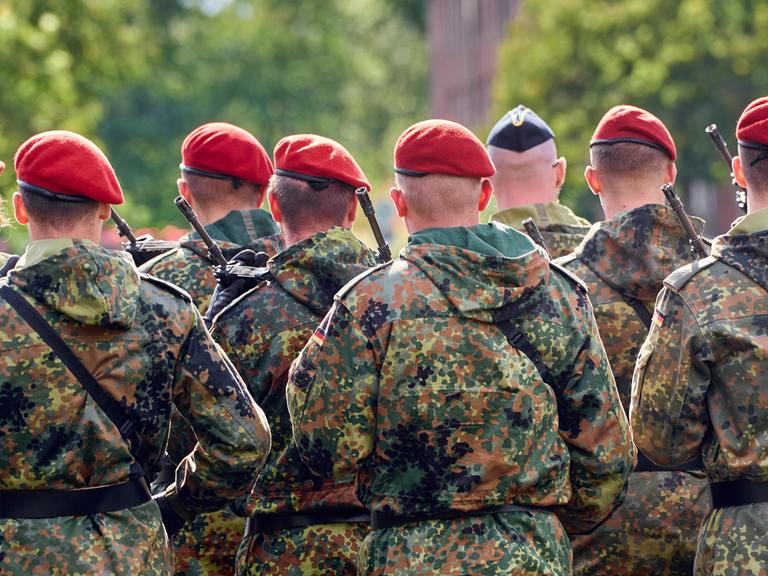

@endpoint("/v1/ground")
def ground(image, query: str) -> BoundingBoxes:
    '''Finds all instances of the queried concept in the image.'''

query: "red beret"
[14,130,123,204]
[590,105,676,161]
[394,119,495,178]
[736,97,768,149]
[273,134,370,190]
[181,122,273,186]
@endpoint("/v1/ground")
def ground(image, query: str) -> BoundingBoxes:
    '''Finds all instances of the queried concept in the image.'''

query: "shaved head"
[488,139,565,208]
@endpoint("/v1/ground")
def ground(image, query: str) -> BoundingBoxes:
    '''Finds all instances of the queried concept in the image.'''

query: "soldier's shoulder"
[664,256,719,293]
[214,278,277,325]
[549,260,587,294]
[139,272,193,304]
[335,260,397,300]
[138,244,185,272]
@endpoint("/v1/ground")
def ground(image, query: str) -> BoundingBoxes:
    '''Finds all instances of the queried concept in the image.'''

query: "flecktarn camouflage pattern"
[140,208,283,314]
[557,204,710,575]
[287,222,634,575]
[141,208,282,575]
[0,239,270,575]
[632,219,768,575]
[212,227,377,575]
[491,201,591,258]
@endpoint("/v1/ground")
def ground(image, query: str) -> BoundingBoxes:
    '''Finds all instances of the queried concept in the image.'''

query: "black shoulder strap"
[0,255,20,278]
[0,284,145,473]
[495,319,556,388]
[620,294,653,329]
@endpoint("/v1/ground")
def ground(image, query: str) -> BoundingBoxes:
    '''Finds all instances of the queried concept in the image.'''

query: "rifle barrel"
[662,184,708,258]
[110,207,138,245]
[355,188,392,262]
[174,196,228,267]
[705,124,747,213]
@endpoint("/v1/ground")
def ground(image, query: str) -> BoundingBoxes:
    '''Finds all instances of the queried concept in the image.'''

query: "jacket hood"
[182,208,283,260]
[403,223,550,322]
[712,229,768,291]
[9,241,139,328]
[573,204,704,300]
[268,227,377,315]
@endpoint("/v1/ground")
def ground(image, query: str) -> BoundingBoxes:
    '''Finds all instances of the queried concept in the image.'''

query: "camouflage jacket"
[212,227,377,516]
[557,204,705,409]
[0,239,271,575]
[288,223,634,535]
[140,208,284,314]
[491,201,592,258]
[0,252,10,269]
[632,216,768,481]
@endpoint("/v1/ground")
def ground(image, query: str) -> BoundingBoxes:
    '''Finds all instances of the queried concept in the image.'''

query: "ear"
[98,202,111,222]
[345,192,359,224]
[177,178,191,203]
[255,184,267,208]
[13,192,28,225]
[267,187,282,223]
[666,161,677,185]
[554,157,567,189]
[478,179,493,211]
[733,155,748,189]
[390,187,407,218]
[584,165,601,196]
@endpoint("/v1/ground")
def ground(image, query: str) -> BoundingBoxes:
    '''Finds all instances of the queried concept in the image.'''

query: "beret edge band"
[589,137,672,157]
[17,180,95,204]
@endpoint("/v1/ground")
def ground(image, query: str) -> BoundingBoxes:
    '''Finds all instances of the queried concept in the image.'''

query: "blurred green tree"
[492,0,768,220]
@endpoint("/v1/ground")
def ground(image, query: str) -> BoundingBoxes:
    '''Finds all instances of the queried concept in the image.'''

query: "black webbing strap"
[0,477,152,519]
[709,478,768,508]
[371,503,539,530]
[620,294,653,329]
[0,255,19,277]
[495,319,556,387]
[245,508,370,535]
[0,284,145,473]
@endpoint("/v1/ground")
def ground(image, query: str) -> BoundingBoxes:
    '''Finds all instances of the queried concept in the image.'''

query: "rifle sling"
[0,284,145,474]
[494,319,556,388]
[620,294,653,329]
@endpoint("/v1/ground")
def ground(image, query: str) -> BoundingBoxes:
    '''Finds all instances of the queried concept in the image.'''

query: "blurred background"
[1,0,765,253]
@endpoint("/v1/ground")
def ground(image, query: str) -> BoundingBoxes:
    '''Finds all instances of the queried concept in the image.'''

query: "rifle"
[111,207,178,267]
[522,217,550,257]
[705,124,747,213]
[174,196,270,281]
[661,184,708,258]
[356,187,392,263]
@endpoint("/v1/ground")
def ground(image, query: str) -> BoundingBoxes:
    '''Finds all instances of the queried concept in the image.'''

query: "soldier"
[0,131,271,575]
[140,121,283,314]
[488,105,592,257]
[210,134,378,575]
[632,97,768,575]
[556,105,711,575]
[286,119,635,575]
[140,121,283,575]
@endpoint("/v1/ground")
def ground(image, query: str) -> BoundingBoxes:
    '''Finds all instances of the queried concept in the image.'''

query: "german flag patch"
[653,308,665,327]
[310,325,326,347]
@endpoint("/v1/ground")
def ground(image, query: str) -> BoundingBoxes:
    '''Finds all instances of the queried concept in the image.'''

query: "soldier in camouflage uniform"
[287,119,635,575]
[632,98,768,576]
[556,105,710,576]
[0,131,271,575]
[140,122,283,575]
[141,122,283,314]
[211,134,378,575]
[487,105,592,257]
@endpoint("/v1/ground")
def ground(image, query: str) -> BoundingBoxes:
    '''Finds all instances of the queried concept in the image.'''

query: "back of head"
[14,131,122,238]
[486,105,562,207]
[270,134,368,243]
[736,97,768,197]
[179,122,273,216]
[587,105,676,215]
[393,119,495,231]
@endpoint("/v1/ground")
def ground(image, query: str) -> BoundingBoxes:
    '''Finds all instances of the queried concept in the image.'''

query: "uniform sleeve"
[286,301,379,480]
[630,287,711,467]
[165,309,271,517]
[549,307,636,534]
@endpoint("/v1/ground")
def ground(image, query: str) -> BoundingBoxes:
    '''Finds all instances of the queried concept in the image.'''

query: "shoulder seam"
[549,261,587,292]
[335,261,391,300]
[139,272,193,302]
[664,256,718,292]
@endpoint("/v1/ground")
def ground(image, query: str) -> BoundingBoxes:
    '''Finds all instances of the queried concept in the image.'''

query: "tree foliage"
[493,0,768,219]
[0,0,426,248]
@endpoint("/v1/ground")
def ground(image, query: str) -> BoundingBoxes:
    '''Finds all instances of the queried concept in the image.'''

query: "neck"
[406,214,480,234]
[600,188,665,220]
[493,183,558,210]
[747,189,768,214]
[281,224,342,248]
[28,224,102,244]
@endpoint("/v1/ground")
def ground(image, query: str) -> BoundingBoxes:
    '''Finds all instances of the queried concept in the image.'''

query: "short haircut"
[20,187,100,228]
[270,175,356,231]
[396,173,481,218]
[0,198,8,228]
[182,172,264,211]
[590,142,671,177]
[739,146,768,193]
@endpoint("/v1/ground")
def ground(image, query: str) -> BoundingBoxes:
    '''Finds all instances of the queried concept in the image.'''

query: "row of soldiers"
[0,97,765,576]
